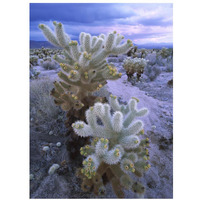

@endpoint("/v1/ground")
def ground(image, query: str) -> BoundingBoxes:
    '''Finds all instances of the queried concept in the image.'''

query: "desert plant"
[73,95,150,198]
[144,64,161,81]
[159,47,171,59]
[166,62,173,72]
[140,48,147,58]
[40,59,59,70]
[39,21,133,127]
[30,78,66,134]
[39,21,133,158]
[145,51,157,65]
[30,65,40,79]
[127,46,138,57]
[30,56,38,66]
[123,57,148,80]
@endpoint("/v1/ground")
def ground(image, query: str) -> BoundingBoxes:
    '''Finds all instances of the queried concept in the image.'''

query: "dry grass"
[30,78,66,135]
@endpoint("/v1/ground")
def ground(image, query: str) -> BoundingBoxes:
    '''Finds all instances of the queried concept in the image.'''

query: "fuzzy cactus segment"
[73,96,151,197]
[39,21,133,111]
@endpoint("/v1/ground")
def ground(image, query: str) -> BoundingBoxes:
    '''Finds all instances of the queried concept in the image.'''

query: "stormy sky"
[30,3,173,44]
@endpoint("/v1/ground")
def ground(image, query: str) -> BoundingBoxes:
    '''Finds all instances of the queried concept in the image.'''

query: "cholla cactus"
[140,48,147,58]
[30,48,63,60]
[159,47,171,58]
[39,22,133,113]
[123,57,148,80]
[73,95,150,197]
[127,46,138,57]
[30,56,38,66]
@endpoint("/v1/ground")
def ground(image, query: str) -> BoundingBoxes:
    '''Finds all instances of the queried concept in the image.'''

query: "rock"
[161,97,168,101]
[31,174,69,198]
[151,125,156,130]
[56,142,61,147]
[30,174,34,181]
[48,164,60,175]
[42,146,50,151]
[49,131,53,135]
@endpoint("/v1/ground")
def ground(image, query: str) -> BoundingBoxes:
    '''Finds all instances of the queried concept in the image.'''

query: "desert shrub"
[40,59,59,70]
[144,64,161,81]
[145,51,157,65]
[166,63,173,72]
[30,78,66,134]
[30,66,40,79]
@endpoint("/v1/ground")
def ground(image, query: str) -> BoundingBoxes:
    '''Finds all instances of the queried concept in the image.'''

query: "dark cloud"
[30,3,135,24]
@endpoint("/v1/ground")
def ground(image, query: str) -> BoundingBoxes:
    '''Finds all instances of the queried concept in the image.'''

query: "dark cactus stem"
[65,95,107,161]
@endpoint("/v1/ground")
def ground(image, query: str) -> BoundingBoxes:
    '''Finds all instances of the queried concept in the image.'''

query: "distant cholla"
[30,56,38,66]
[159,47,171,58]
[30,47,62,59]
[73,95,150,198]
[39,22,133,112]
[123,57,148,80]
[132,48,147,59]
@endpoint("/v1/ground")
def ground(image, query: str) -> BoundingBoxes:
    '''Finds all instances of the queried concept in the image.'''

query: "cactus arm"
[122,120,144,136]
[38,24,60,47]
[54,22,70,48]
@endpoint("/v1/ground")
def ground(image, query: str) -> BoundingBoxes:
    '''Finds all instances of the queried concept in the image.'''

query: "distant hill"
[30,41,59,49]
[136,43,173,49]
[30,40,173,49]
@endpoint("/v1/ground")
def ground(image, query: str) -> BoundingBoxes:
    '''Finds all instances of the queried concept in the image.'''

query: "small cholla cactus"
[30,56,38,66]
[140,48,147,58]
[39,22,133,113]
[127,46,138,57]
[123,57,148,80]
[159,47,171,58]
[73,95,150,198]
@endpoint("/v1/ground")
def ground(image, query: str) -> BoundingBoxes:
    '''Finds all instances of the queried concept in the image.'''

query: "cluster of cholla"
[39,22,133,111]
[73,95,151,197]
[123,57,148,80]
[30,47,62,59]
[159,47,171,59]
